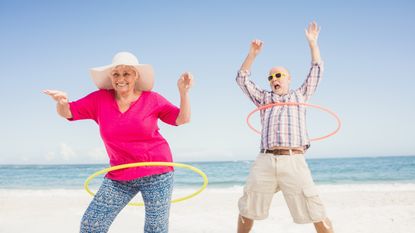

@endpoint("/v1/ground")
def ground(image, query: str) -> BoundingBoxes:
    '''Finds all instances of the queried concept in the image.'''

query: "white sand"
[1,184,415,233]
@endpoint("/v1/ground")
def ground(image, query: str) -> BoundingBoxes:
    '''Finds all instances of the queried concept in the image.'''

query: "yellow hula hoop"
[84,162,209,206]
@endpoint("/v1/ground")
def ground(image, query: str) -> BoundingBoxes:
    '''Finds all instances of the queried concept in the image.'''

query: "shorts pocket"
[303,186,326,222]
[238,191,273,220]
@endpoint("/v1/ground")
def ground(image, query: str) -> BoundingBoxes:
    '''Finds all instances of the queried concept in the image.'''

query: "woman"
[44,51,193,233]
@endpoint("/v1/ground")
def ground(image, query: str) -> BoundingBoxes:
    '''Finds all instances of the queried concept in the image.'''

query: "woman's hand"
[43,89,72,119]
[177,72,193,94]
[43,90,69,104]
[176,72,192,125]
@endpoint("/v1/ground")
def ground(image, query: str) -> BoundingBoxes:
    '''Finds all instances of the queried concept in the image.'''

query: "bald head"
[269,66,290,78]
[268,66,291,95]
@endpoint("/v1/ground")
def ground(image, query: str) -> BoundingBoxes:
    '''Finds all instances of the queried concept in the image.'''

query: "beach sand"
[1,184,415,233]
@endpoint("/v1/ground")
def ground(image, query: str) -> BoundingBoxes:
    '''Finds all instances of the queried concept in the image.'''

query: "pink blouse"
[68,90,180,180]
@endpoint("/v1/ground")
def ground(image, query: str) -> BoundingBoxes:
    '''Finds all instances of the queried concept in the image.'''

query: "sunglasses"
[268,72,287,81]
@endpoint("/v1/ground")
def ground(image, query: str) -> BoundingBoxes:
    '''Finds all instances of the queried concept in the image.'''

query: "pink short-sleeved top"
[68,89,180,181]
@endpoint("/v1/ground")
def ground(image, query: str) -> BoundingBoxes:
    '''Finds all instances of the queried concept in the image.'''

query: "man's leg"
[278,155,333,231]
[237,153,278,233]
[237,215,254,233]
[314,218,334,233]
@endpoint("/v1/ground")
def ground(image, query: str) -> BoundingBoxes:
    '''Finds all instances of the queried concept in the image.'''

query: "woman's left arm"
[176,72,193,125]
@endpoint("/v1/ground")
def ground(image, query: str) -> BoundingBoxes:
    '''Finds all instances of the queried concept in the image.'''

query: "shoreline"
[1,154,414,165]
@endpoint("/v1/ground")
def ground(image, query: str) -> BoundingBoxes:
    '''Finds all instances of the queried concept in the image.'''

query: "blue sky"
[1,0,414,164]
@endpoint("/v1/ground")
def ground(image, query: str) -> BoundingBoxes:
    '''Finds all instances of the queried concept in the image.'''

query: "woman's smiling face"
[110,65,139,94]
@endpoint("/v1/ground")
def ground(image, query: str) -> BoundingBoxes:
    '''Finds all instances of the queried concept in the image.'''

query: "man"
[236,21,334,233]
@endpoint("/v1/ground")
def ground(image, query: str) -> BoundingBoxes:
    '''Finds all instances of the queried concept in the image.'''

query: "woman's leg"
[139,172,174,233]
[80,178,139,233]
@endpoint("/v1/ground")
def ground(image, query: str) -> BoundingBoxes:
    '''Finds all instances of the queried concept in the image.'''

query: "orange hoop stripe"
[246,102,341,141]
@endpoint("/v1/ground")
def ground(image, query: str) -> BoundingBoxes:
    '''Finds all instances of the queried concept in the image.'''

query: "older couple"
[45,21,333,233]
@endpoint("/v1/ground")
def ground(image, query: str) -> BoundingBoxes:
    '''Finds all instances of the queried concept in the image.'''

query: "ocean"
[1,156,414,190]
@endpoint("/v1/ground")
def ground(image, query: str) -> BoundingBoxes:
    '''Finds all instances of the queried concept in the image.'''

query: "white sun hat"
[90,52,154,91]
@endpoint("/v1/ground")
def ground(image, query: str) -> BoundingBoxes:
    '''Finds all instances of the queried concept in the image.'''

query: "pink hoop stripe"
[246,102,341,142]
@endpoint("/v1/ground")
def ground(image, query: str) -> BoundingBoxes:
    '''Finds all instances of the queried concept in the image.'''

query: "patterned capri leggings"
[80,172,174,233]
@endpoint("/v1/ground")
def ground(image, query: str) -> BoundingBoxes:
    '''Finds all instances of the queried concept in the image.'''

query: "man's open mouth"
[274,84,281,90]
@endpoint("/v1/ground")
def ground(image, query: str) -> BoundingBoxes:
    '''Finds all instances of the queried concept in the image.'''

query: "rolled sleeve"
[155,93,180,126]
[236,70,265,106]
[67,91,100,122]
[296,61,324,101]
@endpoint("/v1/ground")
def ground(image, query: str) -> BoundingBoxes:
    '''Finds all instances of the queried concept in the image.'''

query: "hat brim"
[90,64,154,91]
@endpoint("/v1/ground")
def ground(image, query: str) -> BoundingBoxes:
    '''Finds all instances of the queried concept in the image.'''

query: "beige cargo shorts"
[238,153,327,224]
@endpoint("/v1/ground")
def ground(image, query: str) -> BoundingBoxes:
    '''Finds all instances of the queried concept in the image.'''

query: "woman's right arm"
[43,90,73,119]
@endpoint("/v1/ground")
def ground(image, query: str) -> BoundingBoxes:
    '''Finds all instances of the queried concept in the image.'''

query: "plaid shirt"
[236,62,324,150]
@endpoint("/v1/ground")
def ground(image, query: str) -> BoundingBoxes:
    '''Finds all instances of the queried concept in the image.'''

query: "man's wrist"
[247,52,258,58]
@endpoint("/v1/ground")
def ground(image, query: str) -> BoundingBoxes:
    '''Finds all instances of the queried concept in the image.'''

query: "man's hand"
[240,39,263,71]
[249,39,263,56]
[305,21,321,46]
[305,21,322,63]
